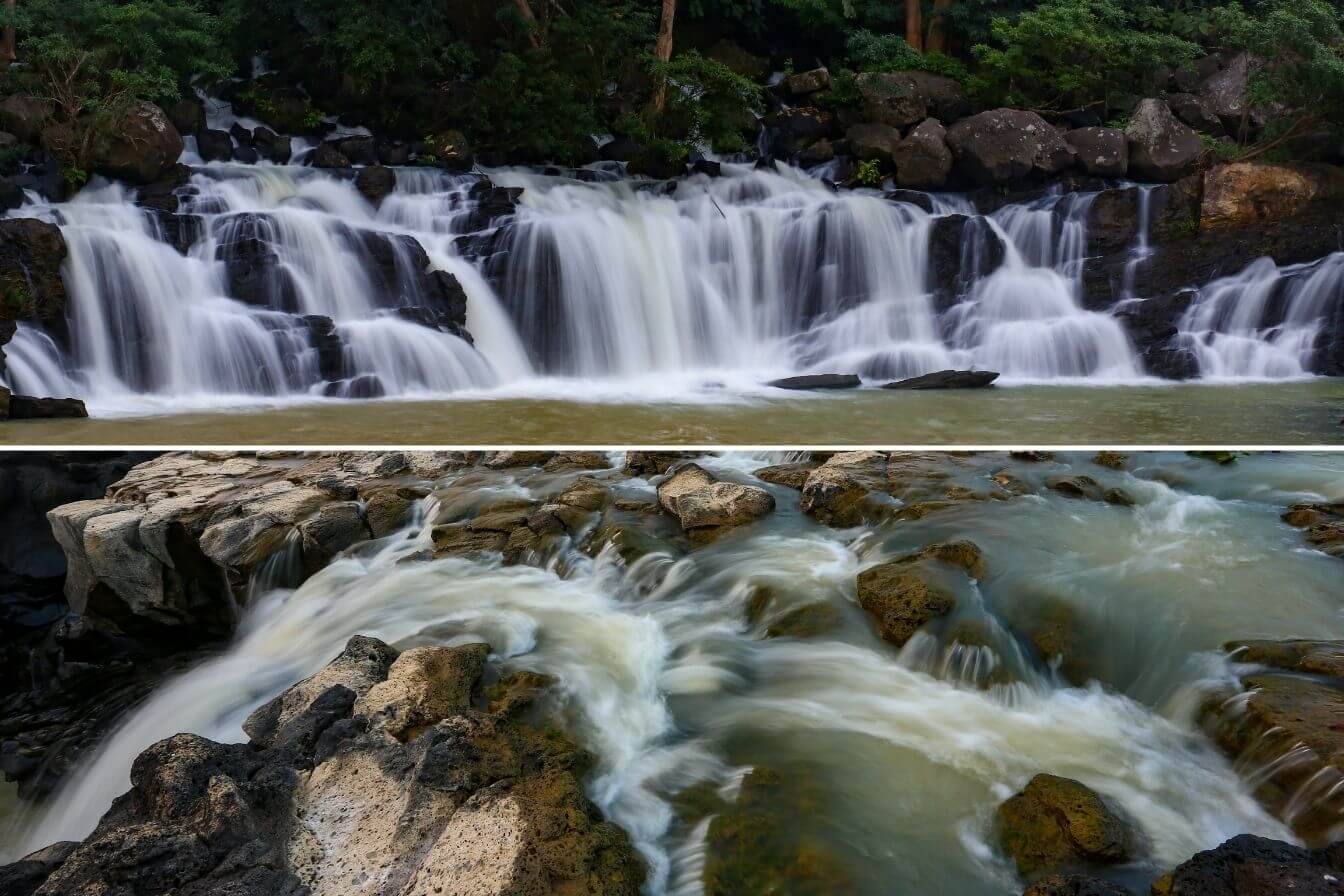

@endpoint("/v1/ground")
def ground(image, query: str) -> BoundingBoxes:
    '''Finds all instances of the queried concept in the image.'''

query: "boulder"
[766,373,861,390]
[7,395,87,419]
[354,642,489,738]
[0,95,53,143]
[354,164,397,206]
[1152,834,1344,896]
[1064,128,1128,178]
[310,141,350,168]
[799,138,835,166]
[1024,874,1132,896]
[1199,51,1255,137]
[1124,99,1205,183]
[995,774,1134,876]
[856,555,961,646]
[1200,162,1344,230]
[782,67,830,97]
[893,118,953,189]
[656,463,775,542]
[165,97,205,135]
[1227,639,1344,678]
[196,127,233,162]
[800,451,889,527]
[336,135,377,165]
[946,109,1075,186]
[1164,93,1224,136]
[846,122,903,165]
[706,40,768,79]
[252,127,292,163]
[753,461,820,490]
[92,101,183,185]
[855,71,969,129]
[882,369,998,389]
[0,384,8,419]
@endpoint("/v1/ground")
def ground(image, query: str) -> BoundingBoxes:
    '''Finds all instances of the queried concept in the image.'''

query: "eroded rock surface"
[996,774,1135,877]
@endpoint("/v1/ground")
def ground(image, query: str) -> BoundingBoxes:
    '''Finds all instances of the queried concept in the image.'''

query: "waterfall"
[1177,253,1344,380]
[7,146,1342,412]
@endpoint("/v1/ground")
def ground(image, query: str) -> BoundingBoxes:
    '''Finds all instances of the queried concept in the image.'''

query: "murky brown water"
[2,382,1341,445]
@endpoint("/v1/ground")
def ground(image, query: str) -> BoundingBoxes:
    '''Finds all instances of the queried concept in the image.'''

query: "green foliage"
[652,52,762,153]
[1211,0,1344,141]
[854,158,882,185]
[845,29,969,81]
[970,0,1202,111]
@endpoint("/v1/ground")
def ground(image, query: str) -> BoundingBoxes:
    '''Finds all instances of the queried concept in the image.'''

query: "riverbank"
[3,381,1341,445]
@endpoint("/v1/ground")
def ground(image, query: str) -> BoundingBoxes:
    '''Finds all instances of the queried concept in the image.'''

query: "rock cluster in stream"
[3,633,645,896]
[6,450,1344,896]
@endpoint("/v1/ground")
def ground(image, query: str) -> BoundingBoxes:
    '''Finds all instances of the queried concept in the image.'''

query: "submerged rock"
[995,774,1135,877]
[2,634,646,896]
[882,369,999,389]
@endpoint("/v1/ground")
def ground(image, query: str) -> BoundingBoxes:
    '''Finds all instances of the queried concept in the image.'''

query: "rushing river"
[5,451,1343,894]
[2,380,1341,445]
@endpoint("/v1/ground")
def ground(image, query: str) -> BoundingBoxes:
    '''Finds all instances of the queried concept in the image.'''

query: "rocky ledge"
[1,633,645,896]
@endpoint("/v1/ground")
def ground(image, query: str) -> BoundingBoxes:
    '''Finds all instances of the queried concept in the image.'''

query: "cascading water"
[8,451,1344,894]
[1177,252,1344,379]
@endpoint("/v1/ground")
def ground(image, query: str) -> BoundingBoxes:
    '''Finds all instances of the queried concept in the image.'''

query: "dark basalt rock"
[885,189,935,212]
[927,213,1007,311]
[354,164,397,206]
[336,134,377,165]
[462,182,524,232]
[0,217,69,333]
[310,140,350,168]
[196,127,233,162]
[1112,290,1199,379]
[301,315,347,382]
[946,109,1075,186]
[92,101,183,186]
[252,126,292,164]
[1153,834,1344,896]
[883,369,999,390]
[766,374,862,390]
[1023,874,1133,896]
[6,395,87,418]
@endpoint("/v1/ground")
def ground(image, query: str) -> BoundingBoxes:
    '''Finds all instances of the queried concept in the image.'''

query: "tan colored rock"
[995,774,1134,876]
[1227,639,1344,678]
[1201,162,1344,230]
[355,642,490,739]
[856,559,957,646]
[657,463,775,541]
[752,462,819,490]
[800,451,889,527]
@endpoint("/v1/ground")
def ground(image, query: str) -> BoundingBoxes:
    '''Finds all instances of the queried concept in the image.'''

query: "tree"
[926,0,953,52]
[905,0,923,50]
[1,0,15,65]
[652,0,677,112]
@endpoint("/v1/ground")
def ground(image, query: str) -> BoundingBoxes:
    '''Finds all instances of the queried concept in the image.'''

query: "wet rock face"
[799,450,891,527]
[855,540,981,646]
[995,774,1135,877]
[0,218,69,332]
[4,634,646,896]
[1200,162,1344,231]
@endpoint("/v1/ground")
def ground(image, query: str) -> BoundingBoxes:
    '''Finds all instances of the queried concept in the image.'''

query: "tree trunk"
[1,0,16,66]
[905,0,923,53]
[651,0,677,114]
[926,0,952,54]
[513,0,541,49]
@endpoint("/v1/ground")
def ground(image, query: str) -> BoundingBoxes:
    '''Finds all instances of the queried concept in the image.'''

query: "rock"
[1152,833,1344,896]
[995,774,1134,876]
[1024,874,1133,896]
[753,461,819,490]
[706,40,768,79]
[7,395,87,418]
[846,122,903,165]
[766,373,861,390]
[1064,128,1128,178]
[883,369,998,389]
[0,842,79,896]
[4,634,645,896]
[893,118,953,189]
[1124,99,1205,183]
[424,129,472,168]
[165,97,205,135]
[1200,162,1344,230]
[946,109,1075,186]
[855,561,951,646]
[298,501,370,570]
[799,139,835,166]
[0,384,8,419]
[92,101,183,185]
[1227,639,1344,678]
[927,214,1007,309]
[624,451,688,477]
[886,189,935,212]
[1164,93,1224,136]
[310,141,350,168]
[1092,452,1127,470]
[800,451,889,527]
[1200,51,1255,137]
[253,126,293,163]
[1200,671,1344,844]
[355,642,489,739]
[0,95,53,143]
[764,602,843,639]
[782,67,830,96]
[855,70,969,129]
[0,217,69,327]
[196,127,233,162]
[336,135,377,165]
[354,164,397,206]
[656,463,775,542]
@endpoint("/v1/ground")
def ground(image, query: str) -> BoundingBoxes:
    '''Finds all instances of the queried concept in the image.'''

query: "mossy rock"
[765,602,843,639]
[995,774,1135,877]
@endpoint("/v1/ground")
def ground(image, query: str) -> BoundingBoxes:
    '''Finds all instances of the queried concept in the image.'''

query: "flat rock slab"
[766,374,862,390]
[882,370,999,390]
